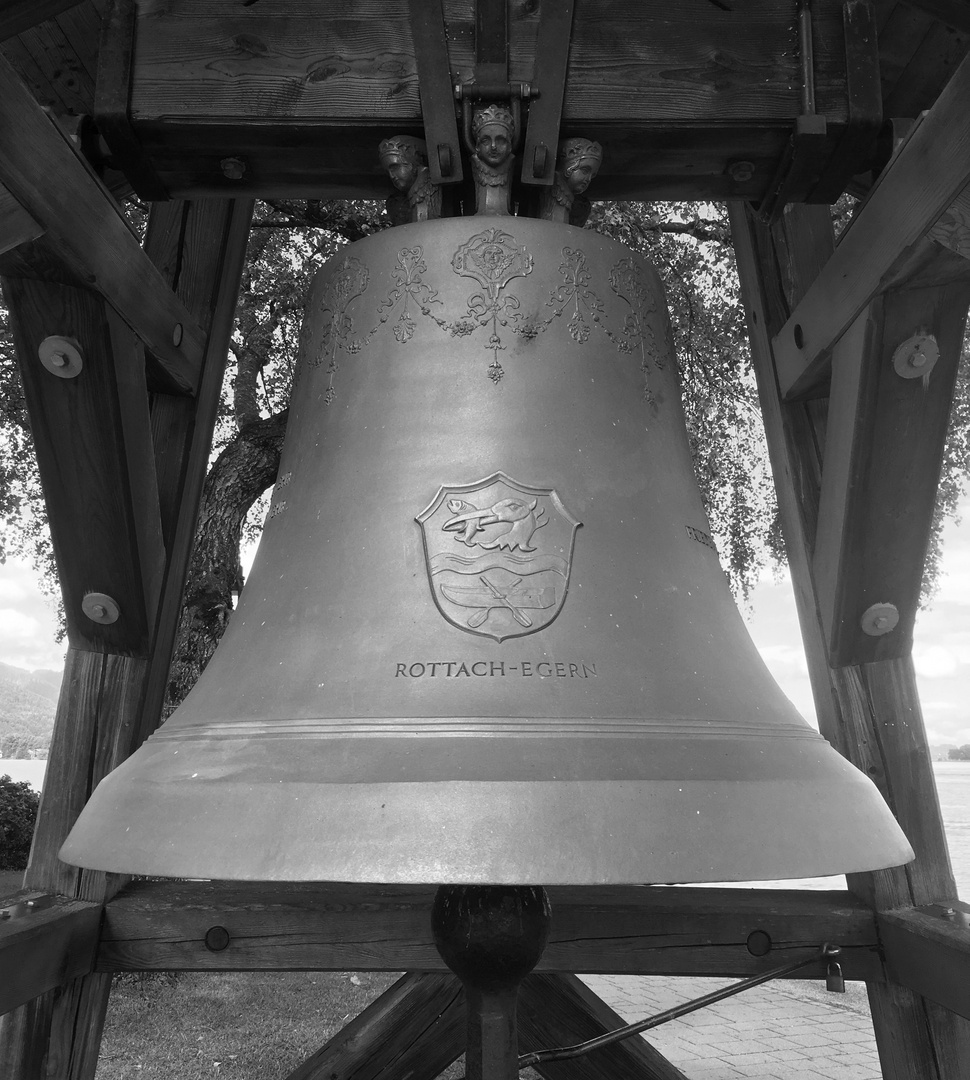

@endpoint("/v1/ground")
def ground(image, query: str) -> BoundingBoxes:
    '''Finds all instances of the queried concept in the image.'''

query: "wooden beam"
[287,971,691,1080]
[96,881,884,980]
[0,650,147,1080]
[519,974,689,1080]
[106,0,863,202]
[2,279,165,653]
[138,198,254,746]
[905,0,970,35]
[0,51,204,394]
[0,200,250,1079]
[0,184,42,256]
[730,199,970,1077]
[0,0,82,42]
[0,893,100,1017]
[813,272,970,665]
[879,905,970,1021]
[771,48,970,399]
[285,973,464,1080]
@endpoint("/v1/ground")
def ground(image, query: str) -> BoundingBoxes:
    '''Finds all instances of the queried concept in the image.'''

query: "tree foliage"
[0,773,40,870]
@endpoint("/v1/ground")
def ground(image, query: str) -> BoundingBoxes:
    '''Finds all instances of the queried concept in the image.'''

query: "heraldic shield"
[417,472,581,642]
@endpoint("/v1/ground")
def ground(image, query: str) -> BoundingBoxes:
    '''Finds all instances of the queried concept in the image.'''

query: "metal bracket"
[759,0,829,221]
[456,80,537,155]
[408,0,464,184]
[917,901,970,929]
[0,893,56,921]
[521,0,576,186]
[811,0,882,201]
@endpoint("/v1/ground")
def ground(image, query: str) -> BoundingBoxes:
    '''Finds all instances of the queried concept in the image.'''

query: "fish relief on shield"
[417,473,581,642]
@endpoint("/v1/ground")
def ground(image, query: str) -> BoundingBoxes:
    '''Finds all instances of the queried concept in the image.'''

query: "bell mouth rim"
[60,772,914,885]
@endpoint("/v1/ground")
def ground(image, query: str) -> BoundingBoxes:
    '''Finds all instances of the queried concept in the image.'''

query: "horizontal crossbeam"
[0,0,82,41]
[0,891,101,1016]
[97,881,885,980]
[878,904,970,1021]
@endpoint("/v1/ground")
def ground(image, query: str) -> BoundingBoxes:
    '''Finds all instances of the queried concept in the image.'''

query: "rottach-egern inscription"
[395,660,597,678]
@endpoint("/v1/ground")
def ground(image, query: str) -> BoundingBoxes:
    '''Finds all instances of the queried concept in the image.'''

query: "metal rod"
[798,0,816,115]
[517,945,841,1070]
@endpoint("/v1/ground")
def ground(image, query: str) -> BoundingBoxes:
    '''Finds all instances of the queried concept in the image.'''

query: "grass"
[95,970,469,1079]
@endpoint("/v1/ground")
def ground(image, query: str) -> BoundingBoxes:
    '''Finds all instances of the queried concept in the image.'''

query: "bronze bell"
[60,219,913,884]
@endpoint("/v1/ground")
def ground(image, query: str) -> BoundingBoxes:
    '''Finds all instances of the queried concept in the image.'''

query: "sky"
[1,498,968,748]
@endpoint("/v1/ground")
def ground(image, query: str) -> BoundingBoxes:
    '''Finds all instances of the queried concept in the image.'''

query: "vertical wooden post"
[0,198,252,1080]
[729,200,970,1079]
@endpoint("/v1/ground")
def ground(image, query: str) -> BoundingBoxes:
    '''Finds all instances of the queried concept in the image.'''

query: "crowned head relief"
[471,104,516,216]
[379,136,441,224]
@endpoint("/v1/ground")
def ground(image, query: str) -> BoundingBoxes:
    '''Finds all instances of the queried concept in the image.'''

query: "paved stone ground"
[583,974,882,1079]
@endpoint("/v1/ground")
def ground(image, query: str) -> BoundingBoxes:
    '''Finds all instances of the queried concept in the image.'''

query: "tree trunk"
[165,410,287,711]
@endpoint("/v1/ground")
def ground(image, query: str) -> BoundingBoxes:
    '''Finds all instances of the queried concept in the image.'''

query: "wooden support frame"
[0,51,204,392]
[730,199,970,1078]
[0,0,84,42]
[3,280,165,653]
[0,893,100,1018]
[0,198,252,1080]
[770,47,970,399]
[879,905,970,1021]
[94,881,884,980]
[812,268,970,665]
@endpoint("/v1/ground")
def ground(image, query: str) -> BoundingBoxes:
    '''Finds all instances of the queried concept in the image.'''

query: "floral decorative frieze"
[306,233,662,393]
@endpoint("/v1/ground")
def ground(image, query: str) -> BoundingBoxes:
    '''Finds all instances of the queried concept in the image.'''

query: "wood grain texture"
[0,183,43,255]
[0,202,250,1077]
[0,650,146,1079]
[96,881,884,980]
[127,0,846,124]
[3,278,163,653]
[285,972,464,1080]
[519,974,689,1080]
[14,11,95,114]
[140,198,253,744]
[24,651,147,897]
[879,907,970,1020]
[813,275,970,665]
[0,893,101,1016]
[111,0,855,199]
[771,48,970,399]
[0,0,84,43]
[0,51,203,391]
[882,13,970,120]
[730,198,970,1078]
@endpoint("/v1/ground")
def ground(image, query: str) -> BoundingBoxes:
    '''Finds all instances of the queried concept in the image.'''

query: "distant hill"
[0,662,60,758]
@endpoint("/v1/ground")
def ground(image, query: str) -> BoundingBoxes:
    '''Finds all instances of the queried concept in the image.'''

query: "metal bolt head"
[220,156,246,181]
[893,333,939,379]
[82,592,121,625]
[38,335,83,378]
[727,160,756,183]
[172,323,183,347]
[204,925,231,952]
[860,602,900,637]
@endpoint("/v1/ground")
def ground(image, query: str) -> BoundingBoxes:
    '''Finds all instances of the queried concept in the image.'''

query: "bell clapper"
[431,885,552,1080]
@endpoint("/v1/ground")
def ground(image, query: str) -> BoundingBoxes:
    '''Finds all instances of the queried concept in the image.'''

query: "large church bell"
[61,117,913,888]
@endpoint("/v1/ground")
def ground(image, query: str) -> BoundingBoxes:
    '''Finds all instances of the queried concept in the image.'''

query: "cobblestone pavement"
[583,974,882,1080]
